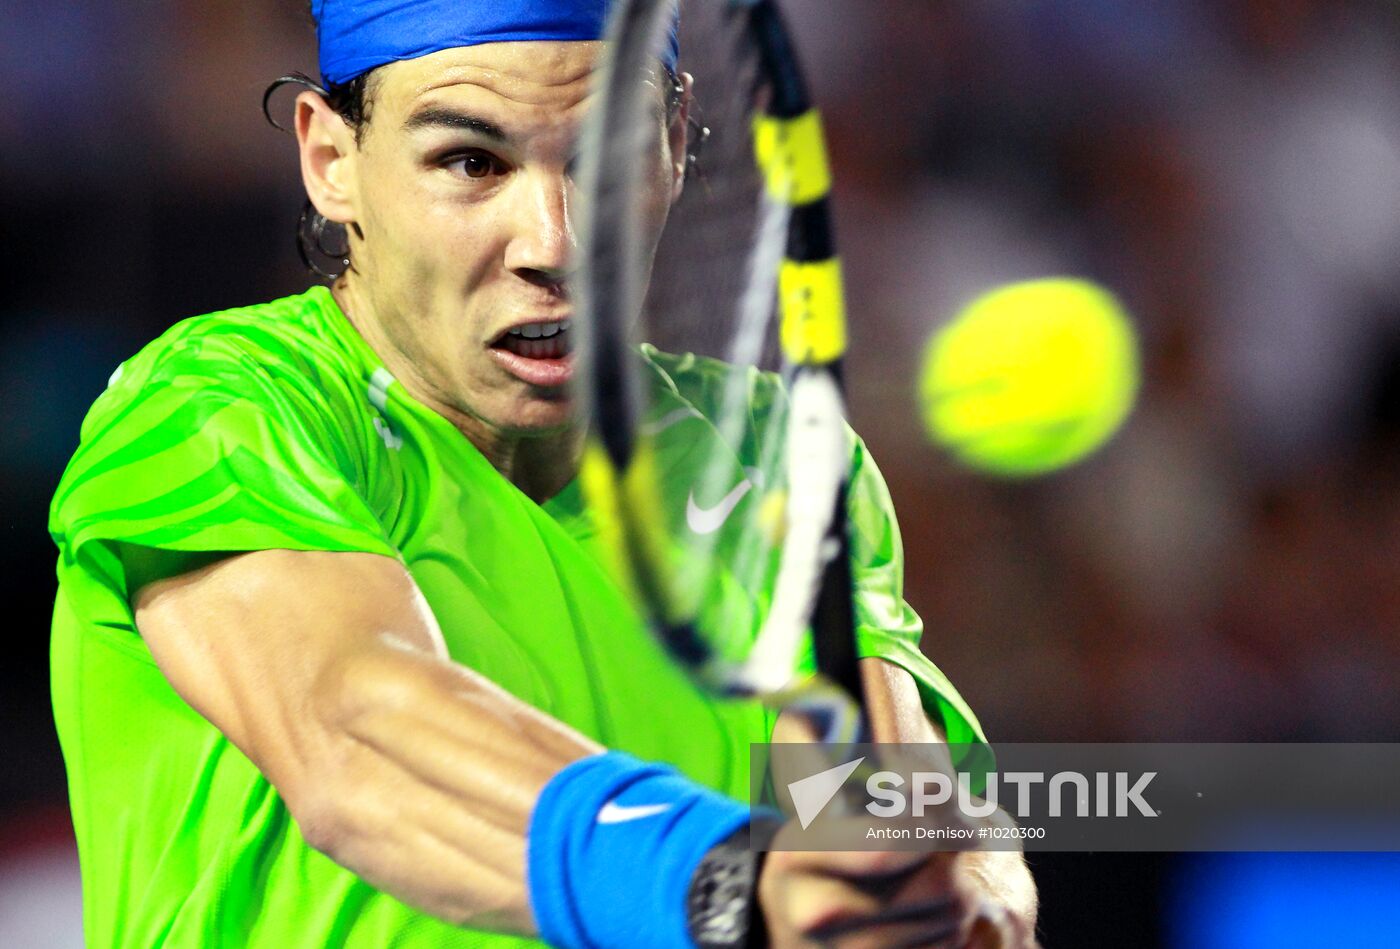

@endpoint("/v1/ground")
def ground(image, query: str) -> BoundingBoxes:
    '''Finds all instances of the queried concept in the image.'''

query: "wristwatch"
[686,816,782,948]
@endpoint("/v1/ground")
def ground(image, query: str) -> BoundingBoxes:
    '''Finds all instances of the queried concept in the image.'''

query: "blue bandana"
[313,0,680,87]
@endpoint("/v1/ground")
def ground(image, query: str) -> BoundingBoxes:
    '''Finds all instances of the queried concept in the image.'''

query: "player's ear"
[668,71,695,202]
[295,89,359,226]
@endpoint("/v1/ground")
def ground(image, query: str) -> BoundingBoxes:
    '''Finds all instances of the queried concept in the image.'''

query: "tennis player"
[49,1,1036,946]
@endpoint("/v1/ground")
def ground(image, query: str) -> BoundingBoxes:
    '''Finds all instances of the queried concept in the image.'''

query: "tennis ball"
[918,277,1140,477]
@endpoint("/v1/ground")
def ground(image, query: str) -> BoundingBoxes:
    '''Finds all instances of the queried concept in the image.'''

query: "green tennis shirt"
[49,286,984,948]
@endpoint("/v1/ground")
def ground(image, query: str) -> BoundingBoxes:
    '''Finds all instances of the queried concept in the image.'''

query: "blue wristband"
[527,751,753,949]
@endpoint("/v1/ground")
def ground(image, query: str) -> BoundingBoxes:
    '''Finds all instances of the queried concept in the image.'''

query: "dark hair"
[321,73,379,140]
[262,55,691,282]
[262,69,378,281]
[294,1,379,138]
[251,3,384,278]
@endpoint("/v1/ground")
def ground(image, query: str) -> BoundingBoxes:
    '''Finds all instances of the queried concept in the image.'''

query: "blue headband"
[314,0,680,87]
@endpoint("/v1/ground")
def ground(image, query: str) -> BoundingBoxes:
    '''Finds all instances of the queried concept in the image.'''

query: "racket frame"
[575,0,867,743]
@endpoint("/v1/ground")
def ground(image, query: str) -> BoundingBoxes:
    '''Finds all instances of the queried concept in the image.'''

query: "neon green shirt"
[50,286,984,947]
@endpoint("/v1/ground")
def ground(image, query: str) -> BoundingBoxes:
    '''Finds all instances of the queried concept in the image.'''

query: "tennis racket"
[573,0,866,747]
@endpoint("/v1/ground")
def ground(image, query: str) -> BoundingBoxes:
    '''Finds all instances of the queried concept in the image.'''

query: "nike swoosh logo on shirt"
[686,479,753,535]
[596,802,674,824]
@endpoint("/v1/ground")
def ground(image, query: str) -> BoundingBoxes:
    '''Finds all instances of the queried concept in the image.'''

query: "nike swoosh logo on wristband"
[596,801,675,824]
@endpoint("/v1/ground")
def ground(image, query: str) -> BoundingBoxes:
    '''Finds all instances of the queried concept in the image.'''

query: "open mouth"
[492,319,573,360]
[489,319,575,389]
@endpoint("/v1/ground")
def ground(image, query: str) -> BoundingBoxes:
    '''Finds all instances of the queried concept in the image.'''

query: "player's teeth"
[505,320,569,342]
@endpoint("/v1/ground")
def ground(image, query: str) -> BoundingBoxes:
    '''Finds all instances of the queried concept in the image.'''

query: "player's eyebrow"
[401,105,508,141]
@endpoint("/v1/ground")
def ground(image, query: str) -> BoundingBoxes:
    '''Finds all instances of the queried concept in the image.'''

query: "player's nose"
[505,170,575,292]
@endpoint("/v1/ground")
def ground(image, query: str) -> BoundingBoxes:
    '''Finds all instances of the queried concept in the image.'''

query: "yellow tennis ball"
[919,278,1140,477]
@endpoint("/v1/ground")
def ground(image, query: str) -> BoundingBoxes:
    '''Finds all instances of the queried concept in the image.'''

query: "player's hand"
[757,828,1032,948]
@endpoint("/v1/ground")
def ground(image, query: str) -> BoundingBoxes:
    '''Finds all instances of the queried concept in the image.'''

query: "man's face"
[325,41,684,438]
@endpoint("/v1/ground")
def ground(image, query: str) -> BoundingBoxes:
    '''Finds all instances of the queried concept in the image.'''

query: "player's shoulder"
[78,286,372,451]
[113,286,356,391]
[637,344,788,425]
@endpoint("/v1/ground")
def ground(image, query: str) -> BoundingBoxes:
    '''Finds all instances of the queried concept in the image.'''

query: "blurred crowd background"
[4,0,1400,945]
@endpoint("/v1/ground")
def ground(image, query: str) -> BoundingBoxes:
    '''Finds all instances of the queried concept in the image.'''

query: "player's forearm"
[296,640,602,933]
[300,642,763,947]
[860,658,1040,944]
[134,549,602,935]
[136,549,750,944]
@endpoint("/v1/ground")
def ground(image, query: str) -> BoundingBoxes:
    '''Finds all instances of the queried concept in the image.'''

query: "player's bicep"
[132,548,447,810]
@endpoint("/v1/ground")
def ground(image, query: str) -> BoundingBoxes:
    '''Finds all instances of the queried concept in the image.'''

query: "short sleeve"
[846,436,988,749]
[629,347,987,750]
[50,331,397,597]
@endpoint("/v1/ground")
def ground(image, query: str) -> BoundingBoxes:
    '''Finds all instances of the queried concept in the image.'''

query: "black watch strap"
[686,817,782,948]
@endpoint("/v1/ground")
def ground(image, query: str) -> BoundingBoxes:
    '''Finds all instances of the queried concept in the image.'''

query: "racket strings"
[579,0,858,726]
[623,3,795,665]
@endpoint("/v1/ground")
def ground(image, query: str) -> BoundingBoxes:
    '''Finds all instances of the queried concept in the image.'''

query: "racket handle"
[810,480,867,723]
